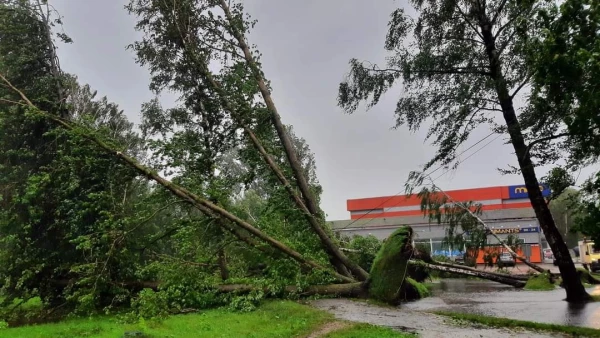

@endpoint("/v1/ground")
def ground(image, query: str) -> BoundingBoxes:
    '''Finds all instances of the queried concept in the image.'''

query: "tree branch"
[491,0,509,25]
[368,66,490,76]
[454,3,485,40]
[510,73,533,99]
[497,28,519,55]
[444,36,485,46]
[522,133,571,161]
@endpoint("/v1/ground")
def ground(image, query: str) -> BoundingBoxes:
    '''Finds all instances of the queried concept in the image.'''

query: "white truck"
[578,239,600,272]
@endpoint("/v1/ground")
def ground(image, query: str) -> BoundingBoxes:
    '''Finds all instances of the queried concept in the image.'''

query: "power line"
[338,131,500,231]
[430,133,502,182]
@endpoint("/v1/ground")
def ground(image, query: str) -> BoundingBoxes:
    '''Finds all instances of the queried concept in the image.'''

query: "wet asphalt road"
[311,279,600,337]
[311,298,564,338]
[404,279,600,329]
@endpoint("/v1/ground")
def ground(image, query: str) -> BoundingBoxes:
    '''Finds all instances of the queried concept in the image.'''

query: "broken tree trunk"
[410,260,526,288]
[0,73,355,284]
[154,4,359,280]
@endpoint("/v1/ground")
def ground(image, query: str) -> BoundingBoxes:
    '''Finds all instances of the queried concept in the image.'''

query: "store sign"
[432,249,463,258]
[490,226,539,235]
[508,184,551,199]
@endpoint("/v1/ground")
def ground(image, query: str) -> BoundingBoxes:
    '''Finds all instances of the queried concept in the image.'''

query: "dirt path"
[310,298,565,338]
[306,321,351,338]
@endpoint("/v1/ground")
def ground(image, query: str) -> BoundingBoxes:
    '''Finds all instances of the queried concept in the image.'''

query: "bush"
[346,235,382,272]
[131,289,171,320]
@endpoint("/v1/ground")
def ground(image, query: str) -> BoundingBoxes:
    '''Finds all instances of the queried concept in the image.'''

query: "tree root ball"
[367,226,429,304]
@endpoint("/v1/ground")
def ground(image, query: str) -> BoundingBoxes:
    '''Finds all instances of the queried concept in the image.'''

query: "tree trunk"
[410,261,526,288]
[432,260,530,281]
[218,247,229,281]
[217,282,367,298]
[0,73,356,285]
[478,17,590,301]
[216,0,368,282]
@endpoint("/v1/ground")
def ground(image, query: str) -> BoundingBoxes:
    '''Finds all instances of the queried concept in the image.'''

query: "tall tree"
[338,0,589,301]
[0,0,71,306]
[126,0,367,280]
[0,0,151,310]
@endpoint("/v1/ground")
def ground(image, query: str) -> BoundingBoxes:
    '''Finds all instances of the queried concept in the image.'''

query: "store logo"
[514,186,544,194]
[508,184,550,199]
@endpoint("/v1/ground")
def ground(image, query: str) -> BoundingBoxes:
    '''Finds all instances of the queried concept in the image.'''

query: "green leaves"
[339,0,551,172]
[526,0,600,167]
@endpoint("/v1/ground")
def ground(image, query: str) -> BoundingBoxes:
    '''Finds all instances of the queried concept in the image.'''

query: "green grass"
[435,311,600,337]
[0,300,407,338]
[324,323,414,337]
[524,272,557,291]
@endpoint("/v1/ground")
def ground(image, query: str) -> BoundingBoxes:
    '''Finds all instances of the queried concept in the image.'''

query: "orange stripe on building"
[349,201,533,219]
[347,186,507,212]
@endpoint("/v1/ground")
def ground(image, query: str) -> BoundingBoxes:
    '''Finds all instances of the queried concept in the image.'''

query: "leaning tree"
[338,0,589,301]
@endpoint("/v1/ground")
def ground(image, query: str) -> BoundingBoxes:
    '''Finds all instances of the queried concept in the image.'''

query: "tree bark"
[216,0,368,281]
[0,72,355,284]
[477,16,589,301]
[410,261,526,288]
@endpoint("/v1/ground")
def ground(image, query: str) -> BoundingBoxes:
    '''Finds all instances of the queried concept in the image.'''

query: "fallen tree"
[428,181,545,274]
[431,260,530,281]
[0,72,354,284]
[411,261,526,288]
[126,0,367,281]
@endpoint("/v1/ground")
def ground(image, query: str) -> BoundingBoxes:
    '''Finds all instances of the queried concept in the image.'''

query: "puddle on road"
[403,278,600,329]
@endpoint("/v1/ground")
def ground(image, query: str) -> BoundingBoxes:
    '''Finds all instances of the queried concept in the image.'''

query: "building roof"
[345,184,550,220]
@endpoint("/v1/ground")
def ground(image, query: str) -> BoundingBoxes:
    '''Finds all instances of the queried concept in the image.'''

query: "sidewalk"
[474,262,568,274]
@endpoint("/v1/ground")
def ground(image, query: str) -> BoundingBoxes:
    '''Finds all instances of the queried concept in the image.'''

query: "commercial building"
[329,184,551,264]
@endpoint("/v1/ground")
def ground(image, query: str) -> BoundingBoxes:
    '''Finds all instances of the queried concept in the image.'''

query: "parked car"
[497,252,516,268]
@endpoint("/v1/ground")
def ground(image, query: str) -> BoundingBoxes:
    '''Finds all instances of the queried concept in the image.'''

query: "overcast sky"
[49,0,596,221]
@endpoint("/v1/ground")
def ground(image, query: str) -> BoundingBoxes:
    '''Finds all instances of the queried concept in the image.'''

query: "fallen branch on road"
[409,260,527,288]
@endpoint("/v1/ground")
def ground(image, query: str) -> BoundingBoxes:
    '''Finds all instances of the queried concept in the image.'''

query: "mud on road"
[310,298,564,338]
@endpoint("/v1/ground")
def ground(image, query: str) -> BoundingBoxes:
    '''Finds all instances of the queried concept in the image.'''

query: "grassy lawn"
[523,272,557,291]
[435,311,600,337]
[0,300,410,338]
[323,323,413,337]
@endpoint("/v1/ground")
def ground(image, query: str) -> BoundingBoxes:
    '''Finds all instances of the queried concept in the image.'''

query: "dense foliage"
[0,0,149,313]
[0,0,360,320]
[526,0,600,251]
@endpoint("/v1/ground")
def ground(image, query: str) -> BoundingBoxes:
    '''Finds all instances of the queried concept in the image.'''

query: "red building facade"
[339,184,551,264]
[347,184,550,220]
